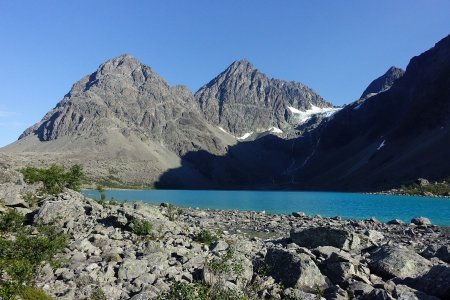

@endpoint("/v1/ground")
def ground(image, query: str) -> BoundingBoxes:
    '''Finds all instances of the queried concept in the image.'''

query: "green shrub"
[401,182,450,196]
[20,164,85,195]
[206,250,244,281]
[193,229,217,246]
[167,204,182,221]
[0,209,25,233]
[131,218,153,236]
[0,222,67,298]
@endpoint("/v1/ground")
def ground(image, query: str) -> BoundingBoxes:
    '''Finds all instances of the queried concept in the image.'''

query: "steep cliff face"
[195,60,336,138]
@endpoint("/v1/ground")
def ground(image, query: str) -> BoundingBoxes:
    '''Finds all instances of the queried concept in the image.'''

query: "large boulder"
[394,284,440,300]
[410,217,431,226]
[0,184,29,208]
[34,192,87,225]
[421,244,450,263]
[396,265,450,299]
[117,258,149,281]
[264,247,329,292]
[290,227,363,251]
[369,246,432,279]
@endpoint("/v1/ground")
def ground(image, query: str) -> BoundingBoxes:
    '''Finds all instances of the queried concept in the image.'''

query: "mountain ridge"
[2,34,449,191]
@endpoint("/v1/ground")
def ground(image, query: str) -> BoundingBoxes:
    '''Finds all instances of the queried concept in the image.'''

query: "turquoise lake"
[81,190,450,226]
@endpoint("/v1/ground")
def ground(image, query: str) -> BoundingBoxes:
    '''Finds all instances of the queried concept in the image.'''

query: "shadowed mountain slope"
[157,34,450,191]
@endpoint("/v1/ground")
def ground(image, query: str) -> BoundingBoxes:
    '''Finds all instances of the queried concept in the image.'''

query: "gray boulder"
[323,261,355,284]
[369,246,431,279]
[387,219,404,225]
[0,184,28,208]
[117,258,148,281]
[264,247,329,292]
[397,265,450,299]
[347,281,374,297]
[410,217,431,226]
[34,193,87,225]
[290,227,363,251]
[394,284,440,300]
[365,289,395,300]
[421,244,450,263]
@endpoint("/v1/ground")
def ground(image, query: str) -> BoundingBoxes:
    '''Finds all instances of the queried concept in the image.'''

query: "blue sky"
[0,1,449,147]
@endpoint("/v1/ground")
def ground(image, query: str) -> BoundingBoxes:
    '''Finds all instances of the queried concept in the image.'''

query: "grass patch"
[19,287,53,300]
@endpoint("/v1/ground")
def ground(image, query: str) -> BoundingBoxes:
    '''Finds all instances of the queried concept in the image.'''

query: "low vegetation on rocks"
[399,179,450,197]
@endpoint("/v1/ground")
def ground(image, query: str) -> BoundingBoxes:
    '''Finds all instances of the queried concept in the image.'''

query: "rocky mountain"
[2,34,449,191]
[292,34,450,191]
[195,59,338,139]
[2,55,332,186]
[1,55,236,185]
[360,66,404,99]
[157,34,450,191]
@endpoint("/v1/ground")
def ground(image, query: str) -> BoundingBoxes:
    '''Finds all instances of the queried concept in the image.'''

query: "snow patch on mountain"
[269,127,283,134]
[377,140,386,150]
[237,132,253,140]
[288,105,341,123]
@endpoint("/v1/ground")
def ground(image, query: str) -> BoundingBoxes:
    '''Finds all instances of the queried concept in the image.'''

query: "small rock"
[411,217,432,226]
[292,211,306,218]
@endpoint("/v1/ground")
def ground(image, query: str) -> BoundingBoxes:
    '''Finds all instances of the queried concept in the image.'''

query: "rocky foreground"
[1,164,450,299]
[0,187,449,300]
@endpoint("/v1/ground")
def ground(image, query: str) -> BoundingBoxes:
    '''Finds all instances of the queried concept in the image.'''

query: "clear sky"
[0,1,449,147]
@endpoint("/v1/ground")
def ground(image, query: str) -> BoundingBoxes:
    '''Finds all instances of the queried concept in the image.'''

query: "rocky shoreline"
[1,163,450,299]
[0,188,448,299]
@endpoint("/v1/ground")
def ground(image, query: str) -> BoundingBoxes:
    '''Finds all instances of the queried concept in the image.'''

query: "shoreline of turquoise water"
[81,190,450,226]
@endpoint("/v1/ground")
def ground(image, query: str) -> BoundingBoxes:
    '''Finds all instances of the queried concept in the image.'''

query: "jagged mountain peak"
[227,58,254,69]
[195,60,332,136]
[219,59,257,80]
[97,54,145,74]
[360,66,405,98]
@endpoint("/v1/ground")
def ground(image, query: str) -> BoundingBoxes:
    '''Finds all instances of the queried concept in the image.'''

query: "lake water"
[81,190,450,226]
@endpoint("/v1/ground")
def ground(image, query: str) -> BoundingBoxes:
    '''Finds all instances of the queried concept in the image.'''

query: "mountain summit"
[360,66,405,99]
[195,60,334,137]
